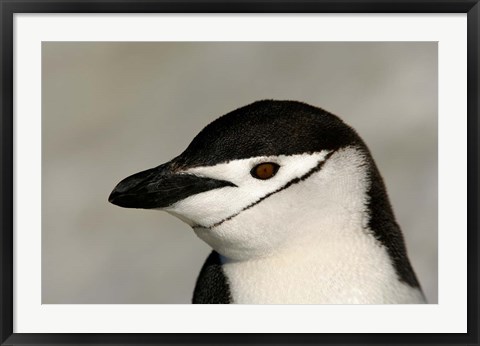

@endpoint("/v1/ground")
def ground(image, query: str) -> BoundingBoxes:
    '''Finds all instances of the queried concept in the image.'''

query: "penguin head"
[109,100,374,260]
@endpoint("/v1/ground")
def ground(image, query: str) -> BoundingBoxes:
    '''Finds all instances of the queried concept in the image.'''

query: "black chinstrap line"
[193,150,335,230]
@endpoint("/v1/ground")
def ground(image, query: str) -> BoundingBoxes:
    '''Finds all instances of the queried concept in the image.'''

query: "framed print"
[1,1,479,345]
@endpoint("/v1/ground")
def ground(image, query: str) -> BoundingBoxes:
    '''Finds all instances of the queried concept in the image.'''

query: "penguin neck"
[218,168,425,303]
[219,220,425,304]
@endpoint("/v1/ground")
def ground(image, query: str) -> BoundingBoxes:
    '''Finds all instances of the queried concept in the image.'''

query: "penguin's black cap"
[173,100,362,169]
[109,100,362,209]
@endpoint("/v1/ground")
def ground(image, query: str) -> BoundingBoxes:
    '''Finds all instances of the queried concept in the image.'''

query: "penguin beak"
[108,163,236,209]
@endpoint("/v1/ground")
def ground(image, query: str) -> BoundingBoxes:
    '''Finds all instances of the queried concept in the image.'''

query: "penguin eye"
[251,162,280,180]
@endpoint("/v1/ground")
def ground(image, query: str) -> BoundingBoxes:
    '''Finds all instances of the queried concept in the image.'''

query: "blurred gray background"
[42,42,437,304]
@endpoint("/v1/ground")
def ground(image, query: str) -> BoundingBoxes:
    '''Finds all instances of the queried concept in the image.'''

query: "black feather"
[192,251,232,304]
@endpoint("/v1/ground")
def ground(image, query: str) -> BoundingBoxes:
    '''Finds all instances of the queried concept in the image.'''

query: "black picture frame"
[1,1,479,345]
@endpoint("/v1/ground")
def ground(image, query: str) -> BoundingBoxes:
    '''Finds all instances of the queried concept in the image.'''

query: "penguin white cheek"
[163,151,332,228]
[174,147,371,261]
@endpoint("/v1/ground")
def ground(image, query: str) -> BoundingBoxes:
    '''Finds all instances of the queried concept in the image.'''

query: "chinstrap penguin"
[109,100,426,304]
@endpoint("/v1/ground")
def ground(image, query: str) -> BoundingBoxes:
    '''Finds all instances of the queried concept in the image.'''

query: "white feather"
[165,147,425,304]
